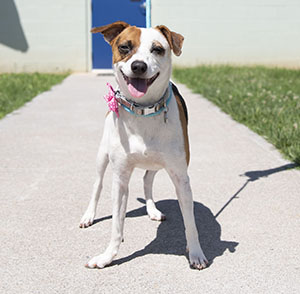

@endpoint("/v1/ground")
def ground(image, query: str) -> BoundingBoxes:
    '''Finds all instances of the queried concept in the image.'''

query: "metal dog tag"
[164,109,168,123]
[163,102,169,123]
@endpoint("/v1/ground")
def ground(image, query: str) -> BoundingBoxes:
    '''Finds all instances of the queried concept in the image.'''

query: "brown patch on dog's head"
[111,26,141,63]
[91,21,141,64]
[155,25,184,56]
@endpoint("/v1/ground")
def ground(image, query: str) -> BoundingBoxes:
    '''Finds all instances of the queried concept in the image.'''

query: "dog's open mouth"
[121,70,160,98]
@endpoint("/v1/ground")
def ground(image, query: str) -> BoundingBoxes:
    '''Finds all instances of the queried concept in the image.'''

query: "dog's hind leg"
[86,169,132,268]
[79,149,109,228]
[143,170,166,221]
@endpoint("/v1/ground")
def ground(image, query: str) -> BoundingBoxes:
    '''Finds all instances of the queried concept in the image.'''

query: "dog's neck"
[115,82,172,118]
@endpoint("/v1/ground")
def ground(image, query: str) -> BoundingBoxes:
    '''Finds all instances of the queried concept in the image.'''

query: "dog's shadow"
[94,198,238,267]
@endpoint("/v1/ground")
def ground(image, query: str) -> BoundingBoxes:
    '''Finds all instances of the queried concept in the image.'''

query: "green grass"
[173,65,300,165]
[0,73,68,119]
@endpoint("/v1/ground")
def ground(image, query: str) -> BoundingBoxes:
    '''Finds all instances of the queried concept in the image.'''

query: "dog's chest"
[116,110,180,169]
[125,122,169,168]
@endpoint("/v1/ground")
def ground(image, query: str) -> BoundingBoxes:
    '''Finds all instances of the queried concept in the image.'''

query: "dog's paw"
[79,210,95,228]
[188,248,209,270]
[147,208,166,221]
[85,254,114,269]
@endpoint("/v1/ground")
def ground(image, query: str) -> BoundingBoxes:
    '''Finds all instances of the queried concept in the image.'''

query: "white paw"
[85,253,114,269]
[188,247,209,270]
[79,210,95,228]
[147,207,166,221]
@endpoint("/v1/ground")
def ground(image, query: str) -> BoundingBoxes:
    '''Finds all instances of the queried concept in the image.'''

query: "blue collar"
[115,82,172,117]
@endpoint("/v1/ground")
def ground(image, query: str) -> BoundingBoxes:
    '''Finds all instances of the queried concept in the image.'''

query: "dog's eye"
[151,46,165,55]
[118,44,131,54]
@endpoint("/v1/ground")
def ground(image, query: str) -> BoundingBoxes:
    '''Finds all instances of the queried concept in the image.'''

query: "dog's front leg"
[167,167,208,270]
[86,170,132,269]
[79,149,109,228]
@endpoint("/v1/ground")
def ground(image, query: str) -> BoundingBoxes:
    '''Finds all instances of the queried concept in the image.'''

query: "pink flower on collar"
[104,83,119,118]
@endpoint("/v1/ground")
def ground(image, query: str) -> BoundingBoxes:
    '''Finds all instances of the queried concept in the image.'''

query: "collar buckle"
[136,108,144,115]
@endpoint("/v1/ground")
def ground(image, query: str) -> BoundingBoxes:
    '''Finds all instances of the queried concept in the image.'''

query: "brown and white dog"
[79,21,208,270]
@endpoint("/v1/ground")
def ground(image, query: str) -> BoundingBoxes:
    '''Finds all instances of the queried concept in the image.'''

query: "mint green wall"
[152,0,300,67]
[1,0,299,72]
[0,0,91,72]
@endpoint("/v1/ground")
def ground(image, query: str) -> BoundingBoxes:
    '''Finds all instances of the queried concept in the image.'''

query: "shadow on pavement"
[214,163,298,218]
[242,163,298,181]
[91,163,297,267]
[100,199,239,267]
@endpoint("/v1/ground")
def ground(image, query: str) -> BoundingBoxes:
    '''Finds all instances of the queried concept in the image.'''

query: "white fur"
[80,27,208,270]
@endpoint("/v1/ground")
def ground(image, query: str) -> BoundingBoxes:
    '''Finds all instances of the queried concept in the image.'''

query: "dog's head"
[92,21,184,104]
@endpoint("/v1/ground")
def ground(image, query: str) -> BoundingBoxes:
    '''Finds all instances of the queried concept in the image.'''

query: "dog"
[79,21,208,270]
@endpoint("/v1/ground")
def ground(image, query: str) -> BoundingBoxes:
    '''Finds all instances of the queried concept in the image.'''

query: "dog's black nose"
[131,60,147,75]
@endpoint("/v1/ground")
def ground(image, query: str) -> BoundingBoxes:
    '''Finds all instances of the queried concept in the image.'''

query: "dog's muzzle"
[121,69,160,98]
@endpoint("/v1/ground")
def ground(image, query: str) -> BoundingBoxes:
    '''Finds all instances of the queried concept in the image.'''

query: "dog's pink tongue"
[128,78,148,98]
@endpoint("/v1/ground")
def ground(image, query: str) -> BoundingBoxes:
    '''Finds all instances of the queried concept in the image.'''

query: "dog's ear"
[91,21,130,44]
[156,25,184,56]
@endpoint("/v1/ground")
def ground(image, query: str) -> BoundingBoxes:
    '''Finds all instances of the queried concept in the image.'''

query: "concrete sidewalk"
[1,73,299,293]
